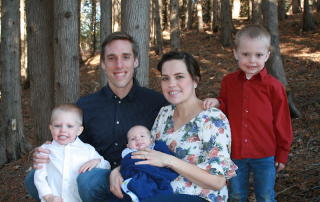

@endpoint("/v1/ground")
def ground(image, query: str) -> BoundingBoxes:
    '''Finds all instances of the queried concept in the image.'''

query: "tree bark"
[278,0,286,21]
[170,0,180,51]
[113,0,119,31]
[317,0,320,12]
[252,0,262,24]
[178,0,184,29]
[100,0,112,88]
[165,0,171,32]
[154,0,163,55]
[90,0,97,57]
[53,0,80,106]
[232,0,241,19]
[248,0,252,22]
[197,0,204,32]
[26,0,55,146]
[121,0,150,87]
[220,0,233,46]
[1,0,33,168]
[187,0,192,30]
[211,0,218,31]
[20,0,29,89]
[303,0,315,31]
[262,0,301,118]
[288,0,302,14]
[150,0,154,45]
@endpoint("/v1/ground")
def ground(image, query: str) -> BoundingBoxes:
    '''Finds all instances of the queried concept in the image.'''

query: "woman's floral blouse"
[151,105,238,202]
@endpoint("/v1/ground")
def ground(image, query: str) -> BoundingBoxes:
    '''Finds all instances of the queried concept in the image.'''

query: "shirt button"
[119,101,121,104]
[115,96,117,98]
[245,109,248,113]
[116,121,119,124]
[115,143,118,146]
[247,81,250,84]
[114,162,117,165]
[245,124,248,127]
[246,95,249,98]
[245,139,247,142]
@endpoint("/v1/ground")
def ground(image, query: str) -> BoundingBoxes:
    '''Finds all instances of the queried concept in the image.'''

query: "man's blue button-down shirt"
[76,79,169,169]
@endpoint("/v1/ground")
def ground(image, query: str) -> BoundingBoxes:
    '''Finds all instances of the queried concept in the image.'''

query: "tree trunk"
[220,0,233,46]
[78,0,84,66]
[187,0,192,30]
[178,0,183,29]
[303,0,315,31]
[252,0,262,24]
[165,0,171,32]
[20,0,29,89]
[211,0,219,31]
[26,0,55,146]
[90,0,97,57]
[248,0,252,22]
[197,0,203,32]
[170,0,180,51]
[278,0,286,21]
[317,0,320,12]
[113,0,119,31]
[1,0,33,168]
[159,0,164,31]
[121,0,150,87]
[232,0,241,19]
[100,0,112,88]
[229,0,236,33]
[154,0,163,55]
[53,0,80,106]
[262,0,301,118]
[288,0,302,14]
[150,0,154,45]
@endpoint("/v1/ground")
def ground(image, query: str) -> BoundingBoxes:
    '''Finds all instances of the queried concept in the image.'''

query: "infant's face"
[127,126,153,151]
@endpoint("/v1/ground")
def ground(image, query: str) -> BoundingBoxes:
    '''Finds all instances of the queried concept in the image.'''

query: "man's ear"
[233,49,239,60]
[101,60,107,71]
[134,57,139,68]
[77,126,84,136]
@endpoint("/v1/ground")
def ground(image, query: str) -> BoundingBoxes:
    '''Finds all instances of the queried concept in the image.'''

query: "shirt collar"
[102,78,139,102]
[51,136,84,148]
[237,67,267,81]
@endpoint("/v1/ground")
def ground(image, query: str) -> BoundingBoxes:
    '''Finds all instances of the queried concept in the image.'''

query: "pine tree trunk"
[252,0,262,24]
[150,0,154,45]
[154,0,163,55]
[278,0,286,21]
[165,0,171,32]
[53,0,80,106]
[248,0,252,22]
[78,0,83,66]
[178,0,183,29]
[228,0,236,33]
[211,0,218,31]
[121,0,150,87]
[303,0,315,31]
[317,0,320,12]
[20,0,29,89]
[232,0,241,19]
[113,0,119,31]
[100,0,112,88]
[187,0,192,30]
[159,0,164,31]
[262,0,301,118]
[197,0,204,32]
[170,0,180,51]
[26,0,55,146]
[220,0,233,46]
[1,0,33,168]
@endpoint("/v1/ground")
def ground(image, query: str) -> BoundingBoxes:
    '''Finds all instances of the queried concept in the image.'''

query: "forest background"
[0,0,319,201]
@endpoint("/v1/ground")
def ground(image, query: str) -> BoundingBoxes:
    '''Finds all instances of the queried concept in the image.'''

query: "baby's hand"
[44,194,63,202]
[79,158,101,173]
[202,98,220,110]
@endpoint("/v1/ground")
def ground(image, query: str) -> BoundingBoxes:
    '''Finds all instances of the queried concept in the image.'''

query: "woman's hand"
[109,166,124,199]
[33,141,52,169]
[131,147,172,167]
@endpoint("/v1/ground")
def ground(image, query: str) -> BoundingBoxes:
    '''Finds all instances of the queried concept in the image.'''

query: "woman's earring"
[194,84,197,89]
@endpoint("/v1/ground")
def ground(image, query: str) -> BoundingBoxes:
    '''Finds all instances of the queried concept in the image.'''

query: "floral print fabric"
[151,105,238,202]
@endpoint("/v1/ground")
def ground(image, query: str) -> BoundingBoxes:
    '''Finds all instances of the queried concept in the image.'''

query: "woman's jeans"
[229,156,277,202]
[25,168,111,202]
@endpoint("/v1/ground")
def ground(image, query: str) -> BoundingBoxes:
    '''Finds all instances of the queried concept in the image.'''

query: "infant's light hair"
[50,103,83,125]
[127,125,151,140]
[235,24,271,50]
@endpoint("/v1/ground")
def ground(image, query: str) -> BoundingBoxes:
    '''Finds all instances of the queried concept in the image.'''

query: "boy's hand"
[78,158,101,173]
[44,194,63,202]
[33,141,52,170]
[202,98,220,110]
[275,162,285,172]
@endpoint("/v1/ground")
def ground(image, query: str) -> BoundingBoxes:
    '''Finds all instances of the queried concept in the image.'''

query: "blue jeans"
[25,168,111,202]
[140,194,207,202]
[229,156,276,202]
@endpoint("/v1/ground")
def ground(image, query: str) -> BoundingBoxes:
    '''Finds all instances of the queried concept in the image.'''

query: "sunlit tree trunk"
[89,0,97,56]
[252,0,262,24]
[121,0,150,87]
[113,0,119,31]
[278,0,286,21]
[187,0,192,30]
[154,0,163,55]
[170,0,180,51]
[150,0,154,45]
[248,0,252,22]
[100,0,112,88]
[53,0,80,106]
[288,0,302,14]
[197,0,203,32]
[26,0,55,146]
[262,0,301,118]
[232,0,241,19]
[20,0,29,89]
[1,0,33,168]
[303,0,315,31]
[221,0,233,46]
[165,0,171,32]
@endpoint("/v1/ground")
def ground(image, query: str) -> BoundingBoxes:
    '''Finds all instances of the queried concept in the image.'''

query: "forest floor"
[0,13,319,202]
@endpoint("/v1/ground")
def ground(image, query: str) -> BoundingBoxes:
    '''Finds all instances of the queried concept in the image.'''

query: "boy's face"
[49,111,83,145]
[127,126,153,151]
[234,37,270,78]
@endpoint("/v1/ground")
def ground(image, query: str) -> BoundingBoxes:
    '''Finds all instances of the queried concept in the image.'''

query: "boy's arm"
[272,84,293,166]
[34,149,52,200]
[216,77,228,114]
[78,159,101,173]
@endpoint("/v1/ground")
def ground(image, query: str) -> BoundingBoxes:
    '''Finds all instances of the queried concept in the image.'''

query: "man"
[25,32,168,202]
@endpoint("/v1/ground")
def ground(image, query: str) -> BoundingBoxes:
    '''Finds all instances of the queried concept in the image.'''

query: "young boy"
[110,125,178,202]
[34,104,110,202]
[203,24,293,201]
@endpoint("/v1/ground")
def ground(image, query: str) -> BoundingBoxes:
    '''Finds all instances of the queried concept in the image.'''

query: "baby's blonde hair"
[235,24,271,51]
[50,103,83,125]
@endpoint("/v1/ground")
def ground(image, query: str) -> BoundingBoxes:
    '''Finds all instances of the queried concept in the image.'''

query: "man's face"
[101,40,138,96]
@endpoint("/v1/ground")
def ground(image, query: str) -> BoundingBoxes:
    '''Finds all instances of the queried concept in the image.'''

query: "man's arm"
[33,142,51,169]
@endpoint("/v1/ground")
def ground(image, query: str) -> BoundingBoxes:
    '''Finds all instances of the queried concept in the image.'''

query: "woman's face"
[161,60,197,105]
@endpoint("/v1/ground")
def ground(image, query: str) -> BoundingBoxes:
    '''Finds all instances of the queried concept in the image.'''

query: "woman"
[110,51,237,202]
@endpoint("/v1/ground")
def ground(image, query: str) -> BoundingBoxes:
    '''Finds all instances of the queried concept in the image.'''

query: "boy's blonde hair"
[235,24,271,50]
[50,103,83,125]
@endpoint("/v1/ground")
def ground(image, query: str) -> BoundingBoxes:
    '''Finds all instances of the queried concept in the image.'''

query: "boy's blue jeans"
[229,156,277,202]
[25,168,111,202]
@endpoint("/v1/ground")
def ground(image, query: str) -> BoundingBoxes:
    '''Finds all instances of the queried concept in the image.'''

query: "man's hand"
[78,159,101,173]
[275,162,285,173]
[109,166,124,199]
[43,194,63,202]
[202,98,220,110]
[33,141,52,170]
